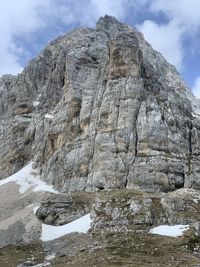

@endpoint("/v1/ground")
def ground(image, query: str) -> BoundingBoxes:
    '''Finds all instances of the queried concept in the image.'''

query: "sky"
[0,0,200,98]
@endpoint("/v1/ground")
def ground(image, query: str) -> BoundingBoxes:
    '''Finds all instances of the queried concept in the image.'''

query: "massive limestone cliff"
[2,15,200,267]
[1,15,200,193]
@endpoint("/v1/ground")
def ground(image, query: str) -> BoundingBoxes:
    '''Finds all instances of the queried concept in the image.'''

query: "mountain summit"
[1,15,200,193]
[1,15,200,266]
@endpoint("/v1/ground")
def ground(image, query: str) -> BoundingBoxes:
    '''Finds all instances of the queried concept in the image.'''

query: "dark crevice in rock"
[189,122,193,155]
[187,121,193,175]
[134,120,138,157]
[134,103,141,158]
[175,173,185,189]
[124,179,128,188]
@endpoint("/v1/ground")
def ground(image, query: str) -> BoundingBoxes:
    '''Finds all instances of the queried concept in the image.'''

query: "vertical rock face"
[1,15,200,193]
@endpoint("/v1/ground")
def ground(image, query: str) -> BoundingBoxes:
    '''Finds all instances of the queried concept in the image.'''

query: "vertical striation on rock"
[1,15,200,193]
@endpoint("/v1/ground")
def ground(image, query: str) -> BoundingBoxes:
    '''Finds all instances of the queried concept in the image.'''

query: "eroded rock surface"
[36,192,94,225]
[91,188,200,232]
[2,15,200,267]
[1,15,200,193]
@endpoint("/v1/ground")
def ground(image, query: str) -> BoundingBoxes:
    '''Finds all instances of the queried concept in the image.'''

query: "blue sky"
[1,0,200,98]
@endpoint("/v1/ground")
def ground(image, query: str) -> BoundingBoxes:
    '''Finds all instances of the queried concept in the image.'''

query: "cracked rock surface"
[1,15,200,193]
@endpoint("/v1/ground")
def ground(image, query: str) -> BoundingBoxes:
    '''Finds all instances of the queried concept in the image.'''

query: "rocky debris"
[0,180,43,247]
[0,162,60,247]
[36,192,95,225]
[49,229,200,267]
[91,188,200,232]
[160,188,200,225]
[1,186,200,266]
[1,16,200,193]
[0,244,45,267]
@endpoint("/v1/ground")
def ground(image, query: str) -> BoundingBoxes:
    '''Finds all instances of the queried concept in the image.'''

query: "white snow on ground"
[41,214,92,242]
[0,163,57,194]
[45,254,56,261]
[149,225,189,237]
[31,263,50,267]
[45,113,54,119]
[32,101,40,107]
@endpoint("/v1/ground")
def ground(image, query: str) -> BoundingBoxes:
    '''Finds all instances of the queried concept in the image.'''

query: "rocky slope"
[1,15,200,266]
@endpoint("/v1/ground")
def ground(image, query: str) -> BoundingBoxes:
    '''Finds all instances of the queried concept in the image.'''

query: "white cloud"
[0,0,50,76]
[137,20,184,70]
[136,0,200,94]
[137,0,200,71]
[150,0,200,31]
[192,77,200,99]
[58,0,136,26]
[90,0,126,20]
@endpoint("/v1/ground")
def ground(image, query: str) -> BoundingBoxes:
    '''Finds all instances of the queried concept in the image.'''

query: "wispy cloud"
[137,0,200,71]
[151,0,200,31]
[0,0,51,75]
[138,20,184,70]
[90,0,126,20]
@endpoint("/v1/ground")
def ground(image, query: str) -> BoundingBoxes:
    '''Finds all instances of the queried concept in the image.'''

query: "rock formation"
[91,188,200,231]
[1,15,200,266]
[1,15,200,194]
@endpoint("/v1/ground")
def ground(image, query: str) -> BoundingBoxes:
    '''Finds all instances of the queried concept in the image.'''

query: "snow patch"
[45,114,54,119]
[45,254,56,261]
[41,214,92,242]
[30,262,50,267]
[149,225,189,237]
[32,101,40,107]
[0,163,58,194]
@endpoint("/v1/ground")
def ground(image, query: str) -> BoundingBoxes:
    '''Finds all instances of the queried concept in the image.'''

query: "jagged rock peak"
[96,14,132,32]
[1,16,200,194]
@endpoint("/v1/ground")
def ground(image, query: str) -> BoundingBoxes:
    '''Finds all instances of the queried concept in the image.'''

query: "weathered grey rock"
[1,15,200,193]
[36,192,94,225]
[91,188,200,232]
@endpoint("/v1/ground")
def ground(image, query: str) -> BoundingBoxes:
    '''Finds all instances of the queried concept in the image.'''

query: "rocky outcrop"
[0,47,66,179]
[91,188,200,232]
[36,192,94,225]
[1,15,200,193]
